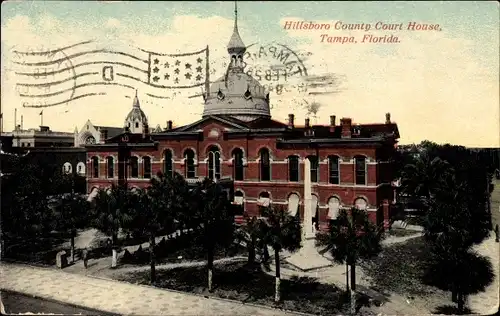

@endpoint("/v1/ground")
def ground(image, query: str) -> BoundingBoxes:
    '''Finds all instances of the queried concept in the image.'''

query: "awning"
[233,196,244,205]
[287,194,300,216]
[257,197,270,207]
[327,198,340,219]
[355,198,367,210]
[87,188,99,202]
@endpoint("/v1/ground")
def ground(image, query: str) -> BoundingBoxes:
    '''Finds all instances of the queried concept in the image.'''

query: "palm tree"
[400,152,454,208]
[191,179,235,292]
[316,207,383,314]
[259,205,302,302]
[55,193,90,263]
[91,184,134,268]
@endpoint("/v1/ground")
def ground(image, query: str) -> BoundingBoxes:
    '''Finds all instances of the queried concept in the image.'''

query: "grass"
[490,180,500,229]
[3,232,70,266]
[360,236,447,300]
[386,228,421,238]
[115,261,352,315]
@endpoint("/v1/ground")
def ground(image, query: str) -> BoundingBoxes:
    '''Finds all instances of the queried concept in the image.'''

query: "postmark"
[10,44,78,108]
[241,42,345,114]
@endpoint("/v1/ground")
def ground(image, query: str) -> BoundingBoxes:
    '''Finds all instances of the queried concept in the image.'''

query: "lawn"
[115,262,353,315]
[360,237,448,299]
[491,179,500,229]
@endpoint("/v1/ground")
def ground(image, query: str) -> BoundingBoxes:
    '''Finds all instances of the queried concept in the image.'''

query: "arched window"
[207,145,221,180]
[307,155,319,183]
[257,191,271,208]
[106,156,114,179]
[354,156,367,185]
[91,156,99,178]
[62,162,72,174]
[354,197,367,210]
[184,149,196,179]
[143,156,152,179]
[288,155,299,182]
[232,148,244,181]
[259,148,271,181]
[327,197,341,219]
[77,162,86,176]
[233,190,245,215]
[130,156,139,178]
[328,156,340,184]
[163,149,173,177]
[287,193,300,216]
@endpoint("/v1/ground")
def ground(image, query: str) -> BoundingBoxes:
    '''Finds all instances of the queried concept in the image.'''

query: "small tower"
[124,90,148,134]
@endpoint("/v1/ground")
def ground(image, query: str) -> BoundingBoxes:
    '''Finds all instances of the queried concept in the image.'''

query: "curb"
[3,261,314,316]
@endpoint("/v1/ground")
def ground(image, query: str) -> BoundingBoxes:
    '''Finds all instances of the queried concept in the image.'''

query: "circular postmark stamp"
[243,43,310,101]
[9,44,77,109]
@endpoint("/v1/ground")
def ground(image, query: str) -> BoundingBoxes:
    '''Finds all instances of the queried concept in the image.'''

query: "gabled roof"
[94,126,124,139]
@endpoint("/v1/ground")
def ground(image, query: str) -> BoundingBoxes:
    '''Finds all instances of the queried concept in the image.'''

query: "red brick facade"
[86,114,399,229]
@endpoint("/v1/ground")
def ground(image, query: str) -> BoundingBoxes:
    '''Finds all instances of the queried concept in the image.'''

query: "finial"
[135,89,138,97]
[227,0,245,56]
[234,0,238,28]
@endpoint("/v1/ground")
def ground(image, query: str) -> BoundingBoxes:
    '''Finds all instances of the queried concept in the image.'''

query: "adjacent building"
[4,125,74,148]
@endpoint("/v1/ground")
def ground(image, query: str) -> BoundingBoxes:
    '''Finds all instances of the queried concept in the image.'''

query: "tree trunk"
[345,263,350,293]
[263,245,270,263]
[274,248,281,302]
[111,233,118,268]
[70,229,76,263]
[350,263,356,315]
[248,236,256,264]
[150,233,156,285]
[207,246,214,292]
[457,291,464,313]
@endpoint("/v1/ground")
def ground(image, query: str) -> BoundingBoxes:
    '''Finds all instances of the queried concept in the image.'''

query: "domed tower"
[202,2,271,121]
[124,90,148,134]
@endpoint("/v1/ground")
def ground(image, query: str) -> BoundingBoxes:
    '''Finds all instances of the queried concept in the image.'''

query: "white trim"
[232,179,383,188]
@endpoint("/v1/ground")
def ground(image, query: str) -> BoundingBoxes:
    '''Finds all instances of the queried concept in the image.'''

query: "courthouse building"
[85,13,400,229]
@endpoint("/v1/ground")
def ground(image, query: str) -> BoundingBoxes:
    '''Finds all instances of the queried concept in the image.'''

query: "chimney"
[305,118,310,128]
[385,112,391,124]
[329,115,336,132]
[340,118,352,138]
[21,115,23,130]
[288,114,295,128]
[100,128,108,143]
[167,120,173,130]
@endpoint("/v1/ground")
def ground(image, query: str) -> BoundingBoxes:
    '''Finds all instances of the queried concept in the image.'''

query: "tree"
[54,193,91,263]
[259,205,302,302]
[90,184,134,268]
[234,215,262,265]
[423,183,493,311]
[400,152,454,207]
[316,207,383,314]
[190,179,235,292]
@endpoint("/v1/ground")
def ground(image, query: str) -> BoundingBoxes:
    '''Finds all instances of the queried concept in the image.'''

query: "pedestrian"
[82,248,88,269]
[495,224,499,243]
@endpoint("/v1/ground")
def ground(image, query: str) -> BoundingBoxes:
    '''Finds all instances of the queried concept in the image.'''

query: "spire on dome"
[132,89,140,108]
[227,0,246,55]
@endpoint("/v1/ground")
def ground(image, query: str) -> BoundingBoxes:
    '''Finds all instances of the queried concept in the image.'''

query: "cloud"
[105,18,121,29]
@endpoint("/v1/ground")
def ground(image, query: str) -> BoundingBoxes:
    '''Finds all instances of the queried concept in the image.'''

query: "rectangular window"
[107,158,114,178]
[355,157,366,185]
[309,156,318,183]
[329,157,339,184]
[143,158,152,179]
[288,156,299,182]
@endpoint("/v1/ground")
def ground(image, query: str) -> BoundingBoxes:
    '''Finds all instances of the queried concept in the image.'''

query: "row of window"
[90,156,152,179]
[90,149,368,185]
[165,148,367,185]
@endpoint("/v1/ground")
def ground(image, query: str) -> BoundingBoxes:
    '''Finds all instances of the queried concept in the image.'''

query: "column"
[303,158,314,239]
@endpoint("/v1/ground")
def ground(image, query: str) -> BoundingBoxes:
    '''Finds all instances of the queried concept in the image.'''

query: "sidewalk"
[0,262,306,316]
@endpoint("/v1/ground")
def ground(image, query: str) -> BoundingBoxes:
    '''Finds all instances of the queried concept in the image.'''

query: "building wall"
[86,122,397,228]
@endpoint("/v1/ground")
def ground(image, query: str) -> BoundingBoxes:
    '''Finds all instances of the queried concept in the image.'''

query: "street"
[1,290,117,315]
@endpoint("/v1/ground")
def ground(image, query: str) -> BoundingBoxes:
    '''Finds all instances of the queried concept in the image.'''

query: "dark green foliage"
[316,208,383,265]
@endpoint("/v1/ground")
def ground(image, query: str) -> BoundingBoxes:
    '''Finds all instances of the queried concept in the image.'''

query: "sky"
[1,0,499,147]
